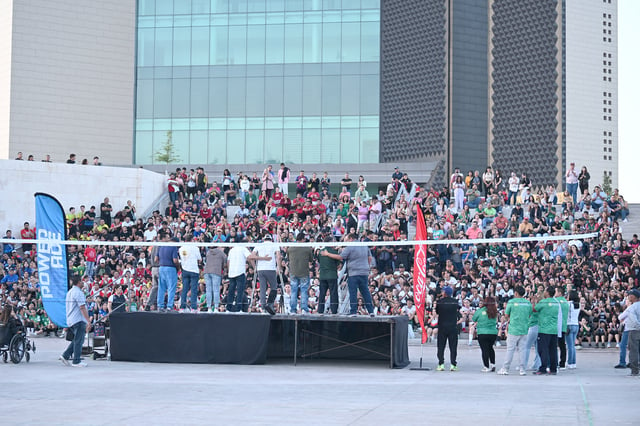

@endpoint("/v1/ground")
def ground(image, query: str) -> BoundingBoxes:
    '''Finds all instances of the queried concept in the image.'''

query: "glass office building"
[134,0,380,165]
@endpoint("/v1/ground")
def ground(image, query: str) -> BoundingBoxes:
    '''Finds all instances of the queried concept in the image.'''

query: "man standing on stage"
[253,233,281,315]
[436,286,460,371]
[226,245,268,313]
[155,232,180,312]
[321,233,374,316]
[179,234,202,312]
[287,232,314,314]
[317,235,340,314]
[204,246,227,312]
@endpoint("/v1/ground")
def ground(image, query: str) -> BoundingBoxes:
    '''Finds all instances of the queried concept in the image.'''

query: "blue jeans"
[566,324,579,365]
[85,261,95,279]
[62,321,86,364]
[204,273,222,309]
[158,266,178,310]
[567,183,578,204]
[180,270,200,309]
[227,274,247,312]
[523,325,541,370]
[348,275,374,315]
[619,330,629,365]
[290,276,310,313]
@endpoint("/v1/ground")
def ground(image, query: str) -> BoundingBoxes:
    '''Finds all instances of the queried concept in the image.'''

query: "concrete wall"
[0,160,166,235]
[5,0,135,165]
[0,1,13,159]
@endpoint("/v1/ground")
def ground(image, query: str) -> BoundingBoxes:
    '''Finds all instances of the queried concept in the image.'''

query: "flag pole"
[410,206,430,371]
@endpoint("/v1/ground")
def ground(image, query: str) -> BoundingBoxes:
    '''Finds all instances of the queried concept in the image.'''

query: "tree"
[602,172,612,196]
[154,130,180,165]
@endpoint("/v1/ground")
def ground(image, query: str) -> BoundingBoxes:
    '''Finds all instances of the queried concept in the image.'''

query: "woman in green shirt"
[473,296,499,372]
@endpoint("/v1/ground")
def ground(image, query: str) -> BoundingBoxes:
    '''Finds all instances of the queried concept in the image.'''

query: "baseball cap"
[442,286,453,297]
[263,234,272,241]
[628,289,640,299]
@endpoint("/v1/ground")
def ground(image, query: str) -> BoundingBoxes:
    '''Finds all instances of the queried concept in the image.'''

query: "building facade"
[0,0,618,189]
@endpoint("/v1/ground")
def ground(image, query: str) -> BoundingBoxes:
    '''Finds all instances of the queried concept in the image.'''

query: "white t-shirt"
[228,246,252,278]
[144,228,157,241]
[179,245,201,273]
[253,242,279,271]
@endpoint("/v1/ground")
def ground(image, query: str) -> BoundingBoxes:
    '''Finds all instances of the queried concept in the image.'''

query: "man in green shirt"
[534,286,561,375]
[287,232,314,314]
[317,235,340,314]
[555,285,570,369]
[498,286,532,375]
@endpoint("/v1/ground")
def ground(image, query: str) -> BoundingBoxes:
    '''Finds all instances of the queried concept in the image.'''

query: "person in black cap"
[436,286,461,371]
[392,167,403,181]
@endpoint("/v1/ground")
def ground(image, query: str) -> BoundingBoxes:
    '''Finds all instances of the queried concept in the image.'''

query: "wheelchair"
[0,319,36,364]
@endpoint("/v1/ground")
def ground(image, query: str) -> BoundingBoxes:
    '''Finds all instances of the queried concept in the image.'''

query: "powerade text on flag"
[35,193,69,327]
[413,206,428,344]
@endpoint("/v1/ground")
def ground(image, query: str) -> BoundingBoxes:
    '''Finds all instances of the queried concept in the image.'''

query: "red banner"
[413,206,428,344]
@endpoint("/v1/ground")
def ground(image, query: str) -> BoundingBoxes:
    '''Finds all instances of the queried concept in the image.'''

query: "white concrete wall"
[0,160,166,235]
[5,1,135,165]
[565,0,618,189]
[0,1,13,159]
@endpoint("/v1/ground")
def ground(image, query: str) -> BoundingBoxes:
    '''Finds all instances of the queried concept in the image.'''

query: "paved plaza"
[1,336,636,425]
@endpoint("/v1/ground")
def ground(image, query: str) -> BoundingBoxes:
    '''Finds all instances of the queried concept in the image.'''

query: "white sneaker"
[71,362,88,368]
[468,341,473,346]
[495,341,501,347]
[519,369,527,376]
[179,308,186,313]
[616,343,620,348]
[497,368,509,375]
[481,367,491,372]
[607,343,611,348]
[59,355,70,367]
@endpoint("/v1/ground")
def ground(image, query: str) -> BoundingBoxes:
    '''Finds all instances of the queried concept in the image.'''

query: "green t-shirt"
[536,297,560,335]
[505,297,532,335]
[318,247,339,280]
[557,296,569,332]
[472,307,497,335]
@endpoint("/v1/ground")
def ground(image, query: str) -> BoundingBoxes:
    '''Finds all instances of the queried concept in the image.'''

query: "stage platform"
[109,312,409,369]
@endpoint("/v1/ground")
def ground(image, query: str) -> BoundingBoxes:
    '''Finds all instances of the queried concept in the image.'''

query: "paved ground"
[1,336,637,425]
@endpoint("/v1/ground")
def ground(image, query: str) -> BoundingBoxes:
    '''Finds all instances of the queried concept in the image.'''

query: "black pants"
[478,334,497,368]
[437,326,458,366]
[318,279,338,314]
[558,331,567,367]
[538,333,558,373]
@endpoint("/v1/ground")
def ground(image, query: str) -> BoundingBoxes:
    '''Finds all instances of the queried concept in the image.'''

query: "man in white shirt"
[60,275,91,367]
[226,245,269,312]
[253,233,281,315]
[179,234,202,312]
[619,289,640,376]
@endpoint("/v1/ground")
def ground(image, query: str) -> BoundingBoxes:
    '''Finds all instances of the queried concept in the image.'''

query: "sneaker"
[575,345,582,350]
[559,365,566,370]
[616,343,620,348]
[481,367,491,372]
[450,365,458,372]
[59,355,70,367]
[534,371,547,376]
[614,364,627,369]
[490,365,496,372]
[497,368,508,375]
[607,343,611,348]
[71,362,88,368]
[467,341,473,346]
[568,364,577,369]
[495,341,501,347]
[519,369,527,376]
[436,364,445,371]
[179,308,186,313]
[348,314,358,317]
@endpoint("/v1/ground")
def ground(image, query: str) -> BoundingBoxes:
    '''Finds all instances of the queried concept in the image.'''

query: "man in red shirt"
[20,222,35,255]
[84,245,97,279]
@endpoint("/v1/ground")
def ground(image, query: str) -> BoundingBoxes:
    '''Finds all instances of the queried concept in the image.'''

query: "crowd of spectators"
[13,151,101,166]
[0,162,638,355]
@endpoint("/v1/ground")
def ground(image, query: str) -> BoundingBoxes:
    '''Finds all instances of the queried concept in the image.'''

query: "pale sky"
[618,0,640,202]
